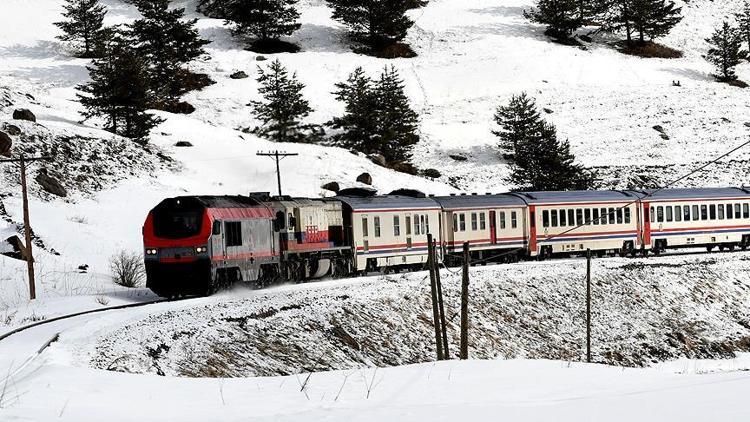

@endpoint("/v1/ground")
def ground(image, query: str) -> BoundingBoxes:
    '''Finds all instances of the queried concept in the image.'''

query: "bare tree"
[110,250,145,287]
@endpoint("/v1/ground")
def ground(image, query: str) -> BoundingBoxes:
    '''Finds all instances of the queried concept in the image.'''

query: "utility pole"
[586,248,592,363]
[0,154,52,300]
[460,242,470,359]
[256,151,298,196]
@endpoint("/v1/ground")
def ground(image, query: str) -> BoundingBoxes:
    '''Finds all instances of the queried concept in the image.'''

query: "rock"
[321,181,340,192]
[543,108,554,114]
[78,264,89,273]
[230,71,249,79]
[12,108,36,122]
[2,236,26,261]
[660,133,670,140]
[721,117,731,123]
[652,125,665,134]
[0,131,11,157]
[745,122,750,128]
[392,162,419,175]
[579,34,593,43]
[449,154,468,162]
[256,55,267,61]
[35,169,67,197]
[2,123,21,136]
[174,141,193,147]
[356,172,373,185]
[422,168,442,178]
[368,153,387,167]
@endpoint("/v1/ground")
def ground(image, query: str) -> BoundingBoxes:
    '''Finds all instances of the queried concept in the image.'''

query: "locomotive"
[143,187,750,297]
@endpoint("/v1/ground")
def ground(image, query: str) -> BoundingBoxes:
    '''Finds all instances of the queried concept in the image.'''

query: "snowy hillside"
[1,0,749,303]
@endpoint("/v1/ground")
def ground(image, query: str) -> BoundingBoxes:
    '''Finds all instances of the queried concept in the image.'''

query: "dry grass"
[371,42,417,59]
[618,41,683,59]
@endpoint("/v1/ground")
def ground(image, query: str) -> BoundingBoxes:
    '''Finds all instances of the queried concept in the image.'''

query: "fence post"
[460,242,470,359]
[586,248,592,363]
[434,239,449,359]
[427,234,444,360]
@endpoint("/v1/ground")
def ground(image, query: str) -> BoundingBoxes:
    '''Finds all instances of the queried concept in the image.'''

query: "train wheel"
[729,244,736,251]
[706,245,715,252]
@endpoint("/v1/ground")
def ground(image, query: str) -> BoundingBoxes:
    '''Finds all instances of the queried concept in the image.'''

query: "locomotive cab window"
[212,220,222,235]
[224,222,242,247]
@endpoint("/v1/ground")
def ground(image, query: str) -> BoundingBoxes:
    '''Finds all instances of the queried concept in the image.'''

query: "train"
[142,187,750,297]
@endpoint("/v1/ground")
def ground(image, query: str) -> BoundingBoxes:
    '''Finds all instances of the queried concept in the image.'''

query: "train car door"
[528,206,538,255]
[211,219,226,263]
[642,202,651,247]
[489,210,497,244]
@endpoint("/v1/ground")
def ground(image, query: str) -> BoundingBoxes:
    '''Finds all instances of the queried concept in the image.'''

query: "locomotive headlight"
[195,246,208,254]
[145,248,157,256]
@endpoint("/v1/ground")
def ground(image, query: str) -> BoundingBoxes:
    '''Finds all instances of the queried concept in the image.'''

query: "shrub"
[110,250,145,288]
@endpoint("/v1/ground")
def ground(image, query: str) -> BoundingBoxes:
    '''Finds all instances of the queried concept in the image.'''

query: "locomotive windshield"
[153,198,204,239]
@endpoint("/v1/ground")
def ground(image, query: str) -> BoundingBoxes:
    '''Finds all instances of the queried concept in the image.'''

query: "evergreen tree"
[371,66,420,163]
[492,93,544,160]
[54,0,107,58]
[736,1,750,54]
[704,22,747,82]
[524,0,582,39]
[225,0,301,50]
[77,33,162,143]
[327,0,414,47]
[630,0,682,44]
[129,0,211,104]
[249,59,314,143]
[329,67,378,151]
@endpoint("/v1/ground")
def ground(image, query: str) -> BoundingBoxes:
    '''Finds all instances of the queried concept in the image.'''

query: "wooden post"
[460,242,470,359]
[434,239,450,359]
[427,234,444,360]
[20,156,36,300]
[586,248,592,363]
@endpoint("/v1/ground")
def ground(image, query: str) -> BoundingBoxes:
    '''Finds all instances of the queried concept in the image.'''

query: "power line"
[256,151,298,197]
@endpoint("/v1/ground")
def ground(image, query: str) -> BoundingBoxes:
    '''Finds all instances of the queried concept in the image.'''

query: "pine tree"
[524,0,582,39]
[129,0,211,104]
[327,0,414,47]
[225,0,301,51]
[736,1,750,54]
[630,0,682,44]
[249,59,314,143]
[371,66,420,163]
[77,33,162,143]
[329,67,378,152]
[54,0,107,58]
[704,22,747,82]
[492,93,544,161]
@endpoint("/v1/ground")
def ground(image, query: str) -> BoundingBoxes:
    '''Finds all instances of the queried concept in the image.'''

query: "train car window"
[592,208,599,225]
[736,203,742,219]
[710,204,717,220]
[665,206,672,222]
[744,203,749,219]
[452,214,457,233]
[693,205,700,221]
[684,206,690,221]
[727,204,734,220]
[393,216,401,236]
[414,214,420,235]
[542,210,549,228]
[224,222,242,247]
[459,213,466,231]
[421,215,426,234]
[559,209,566,226]
[609,208,616,224]
[426,215,431,233]
[406,216,412,235]
[718,204,725,220]
[656,206,664,223]
[567,210,575,227]
[600,208,607,225]
[617,208,624,224]
[650,207,654,223]
[551,210,559,227]
[584,209,591,225]
[701,205,708,220]
[471,213,478,231]
[362,217,369,237]
[674,206,681,222]
[625,208,631,224]
[511,211,518,229]
[374,217,381,237]
[576,209,583,226]
[500,212,507,229]
[212,220,222,235]
[479,213,486,230]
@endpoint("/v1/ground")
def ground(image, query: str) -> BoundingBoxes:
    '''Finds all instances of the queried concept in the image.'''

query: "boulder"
[0,131,11,157]
[392,162,419,175]
[368,153,387,167]
[543,108,554,114]
[256,55,267,61]
[652,125,665,134]
[660,133,670,141]
[356,172,373,185]
[422,168,442,178]
[2,123,21,136]
[174,141,193,147]
[321,181,340,192]
[230,71,249,79]
[2,236,26,261]
[12,108,36,122]
[449,154,467,162]
[35,169,67,197]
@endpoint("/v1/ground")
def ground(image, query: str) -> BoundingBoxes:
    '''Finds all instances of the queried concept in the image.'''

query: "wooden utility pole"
[460,242,470,359]
[434,238,449,359]
[586,248,592,363]
[0,155,51,301]
[427,234,444,360]
[256,151,298,196]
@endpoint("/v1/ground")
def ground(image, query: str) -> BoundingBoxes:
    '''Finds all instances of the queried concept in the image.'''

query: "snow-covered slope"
[1,0,749,306]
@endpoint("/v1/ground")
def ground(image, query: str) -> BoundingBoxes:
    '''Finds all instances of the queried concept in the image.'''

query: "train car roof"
[181,195,264,208]
[431,194,526,210]
[335,195,439,211]
[510,190,638,205]
[629,187,750,200]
